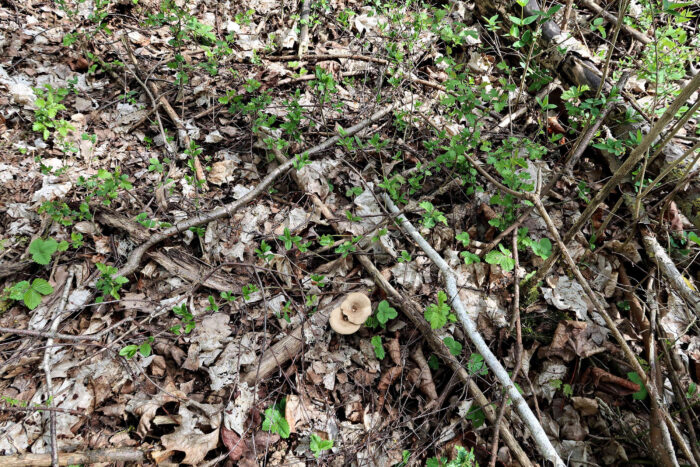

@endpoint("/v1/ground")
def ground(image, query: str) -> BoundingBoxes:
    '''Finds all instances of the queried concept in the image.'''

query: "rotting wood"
[241,296,343,385]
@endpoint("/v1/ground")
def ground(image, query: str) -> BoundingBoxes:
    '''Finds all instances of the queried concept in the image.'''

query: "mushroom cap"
[340,292,372,325]
[329,307,362,334]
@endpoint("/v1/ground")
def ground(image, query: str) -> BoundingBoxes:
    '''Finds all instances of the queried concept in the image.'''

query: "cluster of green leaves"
[550,379,573,398]
[517,228,552,259]
[95,263,129,303]
[39,200,91,227]
[262,399,290,439]
[77,168,133,206]
[419,201,448,229]
[170,303,196,335]
[119,336,154,359]
[427,446,479,467]
[4,279,54,311]
[424,291,456,329]
[32,85,76,152]
[309,434,334,458]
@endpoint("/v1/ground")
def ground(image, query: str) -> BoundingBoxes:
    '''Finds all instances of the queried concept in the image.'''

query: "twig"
[41,267,76,467]
[0,318,131,342]
[578,0,652,44]
[646,276,680,467]
[116,97,412,278]
[383,194,565,466]
[0,405,87,416]
[561,0,574,31]
[488,231,523,467]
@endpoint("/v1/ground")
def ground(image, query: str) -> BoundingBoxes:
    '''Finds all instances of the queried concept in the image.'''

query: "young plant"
[5,279,54,310]
[119,337,154,359]
[262,400,290,439]
[171,303,196,335]
[370,335,385,360]
[29,237,66,265]
[309,434,334,458]
[484,244,515,272]
[419,201,448,228]
[95,263,129,302]
[424,290,455,329]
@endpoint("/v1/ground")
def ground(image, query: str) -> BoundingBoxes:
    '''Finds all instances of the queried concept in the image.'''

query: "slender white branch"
[42,267,76,467]
[382,194,565,467]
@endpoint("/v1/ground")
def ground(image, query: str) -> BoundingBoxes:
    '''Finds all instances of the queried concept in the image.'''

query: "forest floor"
[0,0,699,466]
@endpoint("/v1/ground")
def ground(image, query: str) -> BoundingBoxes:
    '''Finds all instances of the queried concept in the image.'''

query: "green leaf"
[456,232,470,246]
[424,291,450,329]
[530,238,552,259]
[371,336,385,360]
[139,339,153,357]
[460,251,481,265]
[9,281,30,301]
[29,238,58,265]
[31,278,54,296]
[309,433,334,458]
[119,345,139,359]
[688,231,700,247]
[262,407,290,439]
[466,406,485,428]
[467,353,488,376]
[484,245,515,272]
[443,337,462,356]
[627,372,648,400]
[23,288,42,310]
[376,300,397,324]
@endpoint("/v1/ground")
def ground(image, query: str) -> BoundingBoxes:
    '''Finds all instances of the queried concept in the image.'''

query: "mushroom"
[329,307,362,334]
[340,292,372,325]
[329,292,372,334]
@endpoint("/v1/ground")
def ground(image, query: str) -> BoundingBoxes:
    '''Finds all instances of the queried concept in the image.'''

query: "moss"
[522,281,541,307]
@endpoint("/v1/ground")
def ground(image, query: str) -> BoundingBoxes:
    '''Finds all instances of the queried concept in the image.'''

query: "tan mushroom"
[340,292,372,325]
[329,292,372,334]
[329,307,362,334]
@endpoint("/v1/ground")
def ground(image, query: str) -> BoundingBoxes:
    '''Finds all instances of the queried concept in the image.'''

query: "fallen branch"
[297,0,311,58]
[42,267,76,467]
[383,194,565,466]
[0,448,145,467]
[241,296,343,385]
[116,97,410,278]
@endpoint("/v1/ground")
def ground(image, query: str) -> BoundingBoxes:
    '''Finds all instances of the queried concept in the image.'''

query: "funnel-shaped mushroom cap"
[340,292,372,325]
[329,307,362,334]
